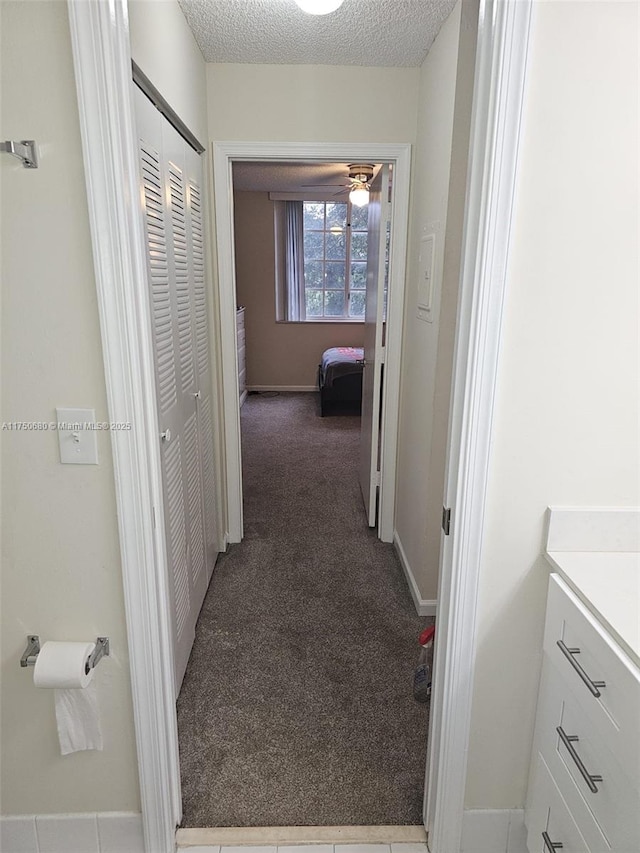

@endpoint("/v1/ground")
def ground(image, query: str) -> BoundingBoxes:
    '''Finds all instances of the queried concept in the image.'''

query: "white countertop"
[545,550,640,666]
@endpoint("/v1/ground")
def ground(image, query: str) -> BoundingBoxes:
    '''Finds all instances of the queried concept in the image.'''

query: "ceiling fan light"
[294,0,344,15]
[349,186,369,207]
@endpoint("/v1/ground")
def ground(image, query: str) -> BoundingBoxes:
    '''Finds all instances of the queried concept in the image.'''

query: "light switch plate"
[417,233,436,323]
[56,407,99,465]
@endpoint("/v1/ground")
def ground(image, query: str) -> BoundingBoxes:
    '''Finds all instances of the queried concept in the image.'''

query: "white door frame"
[424,1,533,849]
[67,2,181,851]
[67,0,532,851]
[212,142,411,545]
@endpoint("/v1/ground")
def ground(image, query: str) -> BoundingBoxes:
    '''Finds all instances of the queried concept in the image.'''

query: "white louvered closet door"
[135,87,216,694]
[184,147,218,586]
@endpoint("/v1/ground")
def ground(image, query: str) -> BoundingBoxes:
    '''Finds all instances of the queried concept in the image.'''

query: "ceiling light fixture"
[294,0,345,15]
[349,184,369,207]
[347,164,375,207]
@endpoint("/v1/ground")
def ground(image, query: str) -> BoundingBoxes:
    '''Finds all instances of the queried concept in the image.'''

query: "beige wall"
[128,0,207,142]
[394,1,467,600]
[0,0,139,814]
[207,64,419,143]
[208,63,420,388]
[234,192,365,388]
[465,0,639,808]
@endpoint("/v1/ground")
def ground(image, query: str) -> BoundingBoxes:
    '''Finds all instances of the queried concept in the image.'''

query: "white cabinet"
[525,574,640,853]
[237,306,247,406]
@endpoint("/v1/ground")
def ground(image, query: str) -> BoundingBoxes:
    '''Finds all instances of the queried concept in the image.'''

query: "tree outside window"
[302,201,368,321]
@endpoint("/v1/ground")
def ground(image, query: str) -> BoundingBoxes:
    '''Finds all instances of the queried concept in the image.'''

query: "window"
[300,201,369,321]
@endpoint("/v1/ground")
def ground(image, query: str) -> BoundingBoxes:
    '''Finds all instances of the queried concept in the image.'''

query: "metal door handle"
[556,640,606,697]
[193,390,201,399]
[542,831,563,852]
[556,726,602,793]
[161,429,171,443]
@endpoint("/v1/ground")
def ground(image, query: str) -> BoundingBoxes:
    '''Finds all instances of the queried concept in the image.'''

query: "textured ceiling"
[233,161,361,192]
[178,0,458,67]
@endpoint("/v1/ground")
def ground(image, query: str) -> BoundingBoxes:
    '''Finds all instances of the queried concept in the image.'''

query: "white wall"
[128,0,208,143]
[465,0,639,809]
[394,1,466,600]
[206,64,419,143]
[0,0,139,815]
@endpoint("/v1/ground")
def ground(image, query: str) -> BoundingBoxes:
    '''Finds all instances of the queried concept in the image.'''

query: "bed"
[318,346,365,416]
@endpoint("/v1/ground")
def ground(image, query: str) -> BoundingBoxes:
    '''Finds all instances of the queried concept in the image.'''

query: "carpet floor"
[178,392,431,827]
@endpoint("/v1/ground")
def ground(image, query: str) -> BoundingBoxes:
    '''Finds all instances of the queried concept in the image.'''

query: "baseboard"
[393,532,437,617]
[247,385,317,393]
[0,812,143,853]
[177,825,427,847]
[461,809,526,853]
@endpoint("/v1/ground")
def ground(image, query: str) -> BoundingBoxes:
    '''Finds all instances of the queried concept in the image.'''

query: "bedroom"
[232,162,372,406]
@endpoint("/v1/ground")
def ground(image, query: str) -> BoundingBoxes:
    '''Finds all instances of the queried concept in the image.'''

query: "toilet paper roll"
[33,641,95,689]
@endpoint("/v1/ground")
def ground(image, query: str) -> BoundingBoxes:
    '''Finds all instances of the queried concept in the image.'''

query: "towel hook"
[1,140,38,169]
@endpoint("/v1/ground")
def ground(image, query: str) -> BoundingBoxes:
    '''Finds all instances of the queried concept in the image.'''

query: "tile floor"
[179,846,429,853]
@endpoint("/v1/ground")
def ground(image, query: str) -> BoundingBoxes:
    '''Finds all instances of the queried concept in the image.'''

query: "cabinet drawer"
[526,752,594,853]
[237,342,246,367]
[236,307,245,329]
[544,575,640,745]
[236,326,246,350]
[535,661,640,852]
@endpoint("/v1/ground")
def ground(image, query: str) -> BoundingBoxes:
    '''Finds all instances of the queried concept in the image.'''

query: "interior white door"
[135,86,215,694]
[359,164,390,528]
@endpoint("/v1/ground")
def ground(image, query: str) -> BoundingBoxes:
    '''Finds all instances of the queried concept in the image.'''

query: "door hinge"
[375,470,381,487]
[442,506,451,536]
[379,346,386,364]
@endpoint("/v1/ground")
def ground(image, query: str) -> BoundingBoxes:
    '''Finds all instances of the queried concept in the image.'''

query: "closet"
[134,85,217,693]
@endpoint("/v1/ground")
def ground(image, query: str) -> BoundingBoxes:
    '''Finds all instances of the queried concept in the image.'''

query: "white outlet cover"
[56,407,99,465]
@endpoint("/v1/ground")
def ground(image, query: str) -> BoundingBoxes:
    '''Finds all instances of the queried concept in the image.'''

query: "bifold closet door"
[134,86,216,693]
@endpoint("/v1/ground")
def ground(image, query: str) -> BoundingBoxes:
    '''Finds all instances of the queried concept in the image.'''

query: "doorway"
[175,155,429,827]
[228,158,390,531]
[211,142,412,547]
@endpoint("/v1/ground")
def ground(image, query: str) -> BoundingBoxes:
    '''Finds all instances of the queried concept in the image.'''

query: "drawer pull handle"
[556,640,606,697]
[556,726,603,793]
[542,831,563,852]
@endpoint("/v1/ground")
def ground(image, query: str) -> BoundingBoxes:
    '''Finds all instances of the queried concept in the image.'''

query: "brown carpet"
[178,392,431,827]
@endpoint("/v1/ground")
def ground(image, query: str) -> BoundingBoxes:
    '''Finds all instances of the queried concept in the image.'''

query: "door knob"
[161,429,171,443]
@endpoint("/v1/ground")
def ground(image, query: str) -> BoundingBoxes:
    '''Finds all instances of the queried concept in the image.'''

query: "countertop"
[545,550,640,667]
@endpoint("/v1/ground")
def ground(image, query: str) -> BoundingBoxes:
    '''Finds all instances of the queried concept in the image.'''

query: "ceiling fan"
[301,163,375,207]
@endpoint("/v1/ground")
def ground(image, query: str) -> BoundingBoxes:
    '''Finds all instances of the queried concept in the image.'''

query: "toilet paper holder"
[20,635,110,672]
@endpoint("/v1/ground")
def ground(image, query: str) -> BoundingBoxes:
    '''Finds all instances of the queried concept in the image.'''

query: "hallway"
[177,393,430,827]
